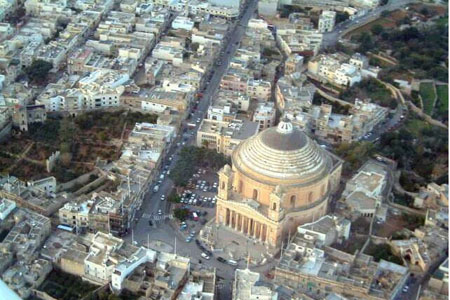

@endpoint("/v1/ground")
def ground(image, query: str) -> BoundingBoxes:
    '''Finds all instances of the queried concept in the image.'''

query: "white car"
[158,209,162,215]
[160,195,165,201]
[201,252,210,260]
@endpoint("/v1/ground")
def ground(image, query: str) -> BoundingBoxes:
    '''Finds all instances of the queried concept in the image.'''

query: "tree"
[335,11,350,24]
[174,208,189,221]
[380,10,391,18]
[357,32,375,53]
[371,24,384,36]
[59,117,76,145]
[191,42,200,52]
[201,140,210,148]
[25,59,53,83]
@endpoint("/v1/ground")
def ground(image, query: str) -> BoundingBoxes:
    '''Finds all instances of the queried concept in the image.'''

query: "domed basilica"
[215,118,342,248]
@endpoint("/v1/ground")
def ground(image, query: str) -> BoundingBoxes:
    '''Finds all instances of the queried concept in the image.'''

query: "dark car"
[148,220,153,226]
[217,257,226,263]
[204,249,213,257]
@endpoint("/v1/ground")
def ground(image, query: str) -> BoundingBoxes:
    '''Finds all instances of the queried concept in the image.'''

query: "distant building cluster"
[308,52,381,88]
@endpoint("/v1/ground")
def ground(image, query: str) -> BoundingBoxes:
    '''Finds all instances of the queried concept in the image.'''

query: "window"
[308,192,313,203]
[290,195,296,208]
[252,189,258,200]
[221,181,225,190]
[321,184,326,196]
[272,202,276,210]
[238,180,243,193]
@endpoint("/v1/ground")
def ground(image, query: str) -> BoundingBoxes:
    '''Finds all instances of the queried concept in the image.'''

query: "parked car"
[227,260,238,266]
[201,252,210,260]
[217,257,227,263]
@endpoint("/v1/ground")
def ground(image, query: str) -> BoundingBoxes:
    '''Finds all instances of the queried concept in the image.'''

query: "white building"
[318,11,336,33]
[252,101,276,131]
[172,16,194,31]
[334,63,361,87]
[232,268,277,300]
[152,44,184,66]
[246,79,271,100]
[0,198,16,220]
[209,0,240,8]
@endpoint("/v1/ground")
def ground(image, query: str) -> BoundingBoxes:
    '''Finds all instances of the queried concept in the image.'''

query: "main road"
[126,0,260,298]
[322,0,418,48]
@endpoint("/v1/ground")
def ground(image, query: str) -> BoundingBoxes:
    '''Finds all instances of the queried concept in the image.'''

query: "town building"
[252,101,276,131]
[318,11,336,33]
[342,160,390,219]
[425,258,448,297]
[275,232,409,300]
[179,269,217,300]
[232,268,278,300]
[196,118,259,155]
[12,104,46,131]
[390,225,448,273]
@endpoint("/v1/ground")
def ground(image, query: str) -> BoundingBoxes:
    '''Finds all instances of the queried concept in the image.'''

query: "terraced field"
[419,82,436,115]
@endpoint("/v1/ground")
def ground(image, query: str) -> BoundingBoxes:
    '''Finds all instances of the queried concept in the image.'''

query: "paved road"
[359,104,406,143]
[322,0,418,48]
[124,0,260,298]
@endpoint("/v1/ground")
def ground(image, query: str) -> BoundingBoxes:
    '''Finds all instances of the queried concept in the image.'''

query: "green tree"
[174,208,189,221]
[59,117,76,144]
[335,11,350,24]
[381,10,391,18]
[191,42,200,52]
[357,32,375,53]
[371,24,384,36]
[169,146,230,187]
[201,140,210,148]
[25,59,53,83]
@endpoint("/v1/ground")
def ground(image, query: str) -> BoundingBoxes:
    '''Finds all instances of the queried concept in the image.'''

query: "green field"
[419,82,436,115]
[436,84,448,114]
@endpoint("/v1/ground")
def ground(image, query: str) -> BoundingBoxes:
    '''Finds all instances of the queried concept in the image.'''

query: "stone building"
[215,118,342,248]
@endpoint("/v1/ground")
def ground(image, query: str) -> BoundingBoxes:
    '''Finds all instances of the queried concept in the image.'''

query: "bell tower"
[268,185,284,222]
[217,164,233,200]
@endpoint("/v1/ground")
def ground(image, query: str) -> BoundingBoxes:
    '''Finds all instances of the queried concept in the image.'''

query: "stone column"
[252,220,258,238]
[249,219,254,236]
[244,217,248,235]
[255,222,261,239]
[261,224,267,242]
[240,215,245,233]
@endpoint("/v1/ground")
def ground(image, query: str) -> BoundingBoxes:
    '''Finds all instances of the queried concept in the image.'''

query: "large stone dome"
[232,118,330,185]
